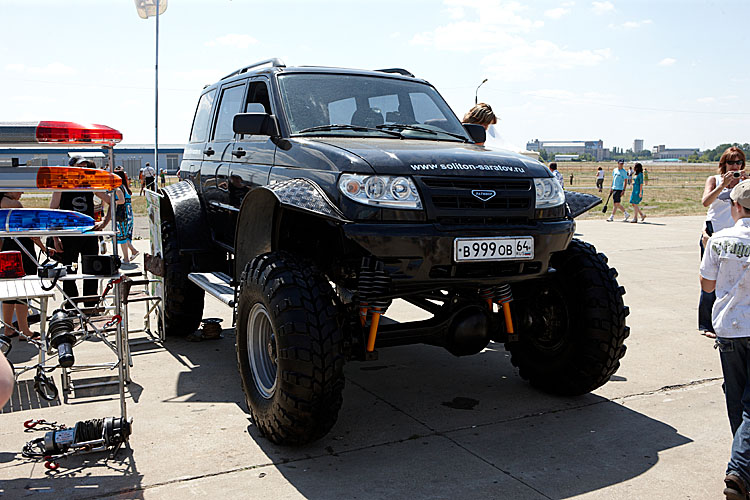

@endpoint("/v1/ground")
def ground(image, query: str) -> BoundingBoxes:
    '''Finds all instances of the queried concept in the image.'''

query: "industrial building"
[0,144,183,180]
[633,139,644,153]
[651,144,699,160]
[526,139,605,161]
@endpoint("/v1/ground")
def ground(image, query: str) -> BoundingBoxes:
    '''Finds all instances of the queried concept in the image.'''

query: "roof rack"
[221,58,286,80]
[375,68,414,77]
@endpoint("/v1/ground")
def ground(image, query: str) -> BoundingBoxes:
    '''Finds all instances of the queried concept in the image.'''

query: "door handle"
[232,148,246,158]
[203,148,215,156]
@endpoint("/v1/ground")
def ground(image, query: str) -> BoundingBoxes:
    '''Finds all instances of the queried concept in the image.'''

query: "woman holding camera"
[698,147,747,336]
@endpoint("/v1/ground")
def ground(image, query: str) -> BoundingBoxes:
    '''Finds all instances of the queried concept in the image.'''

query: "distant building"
[0,144,184,180]
[554,154,579,161]
[526,139,605,161]
[651,144,699,160]
[633,139,644,153]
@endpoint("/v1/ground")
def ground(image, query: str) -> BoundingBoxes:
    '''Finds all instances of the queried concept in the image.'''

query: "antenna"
[475,79,488,104]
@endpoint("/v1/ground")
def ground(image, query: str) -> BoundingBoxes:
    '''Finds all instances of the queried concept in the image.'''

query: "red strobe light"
[0,251,25,279]
[35,121,123,144]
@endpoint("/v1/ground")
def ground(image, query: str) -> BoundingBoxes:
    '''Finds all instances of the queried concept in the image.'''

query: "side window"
[213,84,246,141]
[410,92,443,123]
[328,97,356,125]
[189,90,216,143]
[245,81,272,114]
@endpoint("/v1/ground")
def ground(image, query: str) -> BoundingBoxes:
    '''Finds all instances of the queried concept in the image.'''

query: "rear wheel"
[236,251,345,445]
[507,239,629,395]
[161,220,204,337]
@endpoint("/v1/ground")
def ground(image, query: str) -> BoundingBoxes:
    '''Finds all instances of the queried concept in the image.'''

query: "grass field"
[14,164,722,221]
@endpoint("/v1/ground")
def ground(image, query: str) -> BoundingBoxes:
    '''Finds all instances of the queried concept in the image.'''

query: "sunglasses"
[727,160,744,166]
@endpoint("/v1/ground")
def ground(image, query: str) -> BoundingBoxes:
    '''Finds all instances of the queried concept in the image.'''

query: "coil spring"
[495,284,513,304]
[359,258,390,309]
[479,287,494,301]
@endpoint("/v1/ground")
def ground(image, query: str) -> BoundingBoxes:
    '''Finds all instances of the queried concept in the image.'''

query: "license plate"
[454,237,534,262]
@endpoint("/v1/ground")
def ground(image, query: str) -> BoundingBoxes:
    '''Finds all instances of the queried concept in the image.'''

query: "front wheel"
[507,239,629,395]
[236,252,345,445]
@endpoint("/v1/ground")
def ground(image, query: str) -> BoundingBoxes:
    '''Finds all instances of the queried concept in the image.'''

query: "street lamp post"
[134,0,168,181]
[475,78,488,105]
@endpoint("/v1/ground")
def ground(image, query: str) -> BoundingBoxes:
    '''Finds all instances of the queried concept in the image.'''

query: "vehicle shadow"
[165,336,691,499]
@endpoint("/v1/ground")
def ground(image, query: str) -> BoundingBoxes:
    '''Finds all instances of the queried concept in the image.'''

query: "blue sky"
[1,0,748,152]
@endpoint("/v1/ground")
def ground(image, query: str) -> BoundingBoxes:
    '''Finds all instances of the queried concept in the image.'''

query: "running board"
[188,272,235,308]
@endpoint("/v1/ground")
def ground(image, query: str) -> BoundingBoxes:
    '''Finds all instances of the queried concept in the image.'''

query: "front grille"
[416,176,534,224]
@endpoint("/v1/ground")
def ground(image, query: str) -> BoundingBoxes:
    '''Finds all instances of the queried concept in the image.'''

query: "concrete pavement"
[0,215,731,499]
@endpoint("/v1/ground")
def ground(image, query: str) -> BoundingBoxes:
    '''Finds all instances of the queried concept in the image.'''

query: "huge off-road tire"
[161,220,204,337]
[507,238,629,395]
[236,251,345,445]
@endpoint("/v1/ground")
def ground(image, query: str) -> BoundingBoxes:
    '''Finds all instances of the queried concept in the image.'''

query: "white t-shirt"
[706,175,734,232]
[143,165,155,177]
[596,170,605,180]
[553,170,564,188]
[700,217,750,338]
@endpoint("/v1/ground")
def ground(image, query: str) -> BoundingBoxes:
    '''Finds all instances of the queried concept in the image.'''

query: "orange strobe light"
[37,167,122,191]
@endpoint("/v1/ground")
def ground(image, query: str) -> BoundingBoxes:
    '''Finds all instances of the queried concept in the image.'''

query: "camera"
[47,309,77,368]
[733,171,743,178]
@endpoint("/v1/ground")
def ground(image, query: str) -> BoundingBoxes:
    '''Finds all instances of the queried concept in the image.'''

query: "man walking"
[607,160,630,221]
[143,162,156,191]
[700,180,750,500]
[549,162,564,188]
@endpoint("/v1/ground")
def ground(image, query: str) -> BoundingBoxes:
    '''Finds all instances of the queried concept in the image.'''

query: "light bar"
[0,166,121,191]
[0,209,95,233]
[0,121,122,144]
[0,251,25,279]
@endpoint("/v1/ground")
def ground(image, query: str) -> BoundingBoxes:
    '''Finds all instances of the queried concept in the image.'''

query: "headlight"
[533,177,565,208]
[339,174,422,210]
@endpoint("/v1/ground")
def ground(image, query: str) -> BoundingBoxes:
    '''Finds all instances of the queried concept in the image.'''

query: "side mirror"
[233,113,280,137]
[463,123,486,144]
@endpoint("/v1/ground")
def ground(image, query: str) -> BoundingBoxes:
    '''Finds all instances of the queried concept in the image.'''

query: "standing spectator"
[569,172,574,186]
[143,162,156,191]
[606,160,630,222]
[50,157,112,308]
[549,162,564,188]
[699,179,750,500]
[1,192,53,341]
[596,166,605,192]
[629,163,646,223]
[160,169,166,188]
[461,103,497,146]
[627,165,634,187]
[113,169,139,264]
[644,167,650,185]
[138,167,145,196]
[698,147,747,336]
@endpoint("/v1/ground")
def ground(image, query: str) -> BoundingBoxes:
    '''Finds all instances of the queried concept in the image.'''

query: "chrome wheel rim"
[247,303,277,399]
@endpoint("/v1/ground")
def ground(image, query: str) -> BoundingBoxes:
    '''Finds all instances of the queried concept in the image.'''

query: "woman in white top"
[699,146,747,336]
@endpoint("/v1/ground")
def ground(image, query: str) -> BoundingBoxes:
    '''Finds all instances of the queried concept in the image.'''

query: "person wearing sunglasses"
[699,146,747,337]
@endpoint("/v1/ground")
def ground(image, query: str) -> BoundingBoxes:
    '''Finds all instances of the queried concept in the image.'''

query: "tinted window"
[245,81,272,114]
[213,85,246,141]
[277,74,468,140]
[189,89,216,143]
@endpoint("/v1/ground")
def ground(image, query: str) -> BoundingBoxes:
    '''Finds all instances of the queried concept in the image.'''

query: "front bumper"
[342,220,574,292]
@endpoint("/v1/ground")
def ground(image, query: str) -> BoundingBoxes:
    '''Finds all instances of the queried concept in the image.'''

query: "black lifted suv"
[160,58,629,445]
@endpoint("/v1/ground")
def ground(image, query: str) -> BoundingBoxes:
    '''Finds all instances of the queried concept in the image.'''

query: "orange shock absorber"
[495,284,517,341]
[479,287,494,311]
[367,305,382,352]
[359,300,369,326]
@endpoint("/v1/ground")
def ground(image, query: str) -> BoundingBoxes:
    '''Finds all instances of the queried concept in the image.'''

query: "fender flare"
[160,180,213,252]
[234,178,349,281]
[565,191,602,218]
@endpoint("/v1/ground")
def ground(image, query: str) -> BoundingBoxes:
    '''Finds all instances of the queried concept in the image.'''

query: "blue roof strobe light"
[0,208,95,232]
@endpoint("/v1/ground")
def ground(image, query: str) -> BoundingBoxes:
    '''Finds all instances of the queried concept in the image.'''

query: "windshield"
[277,73,469,141]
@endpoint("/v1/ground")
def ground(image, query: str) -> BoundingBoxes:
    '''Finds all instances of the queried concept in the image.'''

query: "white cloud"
[444,6,465,19]
[610,19,652,29]
[592,1,614,14]
[696,97,715,104]
[658,57,676,66]
[204,34,258,49]
[545,7,570,19]
[412,1,609,80]
[4,62,76,76]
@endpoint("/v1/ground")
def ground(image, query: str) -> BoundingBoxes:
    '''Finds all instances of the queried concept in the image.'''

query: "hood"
[309,138,551,178]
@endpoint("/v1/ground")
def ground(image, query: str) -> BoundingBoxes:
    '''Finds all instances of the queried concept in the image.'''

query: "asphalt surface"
[0,214,731,499]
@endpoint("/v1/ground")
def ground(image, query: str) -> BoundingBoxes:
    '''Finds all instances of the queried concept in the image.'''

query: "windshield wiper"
[295,124,401,138]
[376,123,469,142]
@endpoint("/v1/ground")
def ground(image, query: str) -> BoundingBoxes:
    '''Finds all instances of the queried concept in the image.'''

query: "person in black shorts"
[50,157,112,307]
